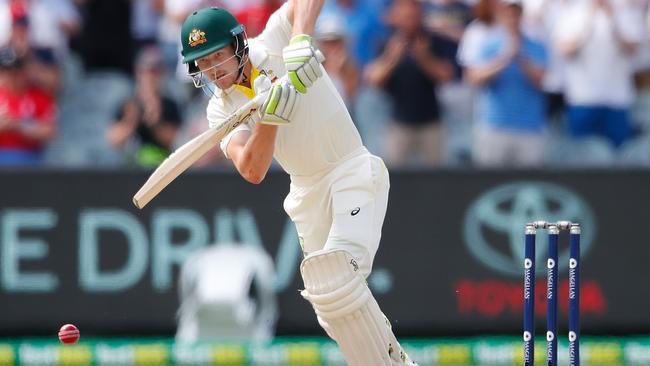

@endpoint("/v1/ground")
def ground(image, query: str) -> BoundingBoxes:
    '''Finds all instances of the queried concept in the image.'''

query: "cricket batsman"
[180,1,417,364]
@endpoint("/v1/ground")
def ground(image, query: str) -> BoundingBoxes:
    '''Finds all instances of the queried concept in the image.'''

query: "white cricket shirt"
[209,3,363,177]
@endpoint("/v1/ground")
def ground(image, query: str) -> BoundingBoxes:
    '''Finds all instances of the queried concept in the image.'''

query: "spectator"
[365,0,454,167]
[28,48,61,95]
[173,97,229,169]
[0,48,57,166]
[106,46,182,167]
[463,0,548,167]
[425,0,472,42]
[0,0,80,95]
[320,0,388,67]
[315,15,360,108]
[24,0,81,60]
[524,0,571,122]
[131,0,163,54]
[158,0,223,80]
[424,0,472,78]
[1,0,30,57]
[554,0,645,148]
[235,0,283,38]
[457,0,500,70]
[424,0,474,164]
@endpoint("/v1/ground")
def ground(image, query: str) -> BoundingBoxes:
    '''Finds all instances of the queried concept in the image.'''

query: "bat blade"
[132,95,263,209]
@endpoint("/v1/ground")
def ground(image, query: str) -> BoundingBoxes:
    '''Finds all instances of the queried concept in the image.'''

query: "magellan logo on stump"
[463,181,596,277]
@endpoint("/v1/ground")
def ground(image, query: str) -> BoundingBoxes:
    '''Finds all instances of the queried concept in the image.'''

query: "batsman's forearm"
[236,124,278,184]
[287,0,324,36]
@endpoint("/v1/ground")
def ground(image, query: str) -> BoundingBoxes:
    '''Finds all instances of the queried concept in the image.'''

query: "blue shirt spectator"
[461,0,549,167]
[476,30,548,132]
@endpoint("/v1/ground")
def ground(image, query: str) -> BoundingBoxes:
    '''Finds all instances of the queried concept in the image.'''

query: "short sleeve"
[457,22,486,67]
[459,26,509,68]
[219,123,252,159]
[254,3,293,55]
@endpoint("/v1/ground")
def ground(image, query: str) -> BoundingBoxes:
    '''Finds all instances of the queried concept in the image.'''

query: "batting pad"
[300,249,415,366]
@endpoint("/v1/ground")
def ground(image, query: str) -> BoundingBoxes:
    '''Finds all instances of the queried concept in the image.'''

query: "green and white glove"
[254,75,299,125]
[282,34,325,93]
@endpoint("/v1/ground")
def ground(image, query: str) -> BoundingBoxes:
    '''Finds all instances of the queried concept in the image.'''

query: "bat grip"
[252,91,267,108]
[250,75,289,108]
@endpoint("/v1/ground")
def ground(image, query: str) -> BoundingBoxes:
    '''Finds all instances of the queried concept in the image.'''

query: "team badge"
[188,29,207,47]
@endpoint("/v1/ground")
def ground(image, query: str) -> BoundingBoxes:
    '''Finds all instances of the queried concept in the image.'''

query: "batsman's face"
[196,46,240,90]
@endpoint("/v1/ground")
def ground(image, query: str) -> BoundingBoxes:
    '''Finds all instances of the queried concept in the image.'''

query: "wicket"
[523,221,581,366]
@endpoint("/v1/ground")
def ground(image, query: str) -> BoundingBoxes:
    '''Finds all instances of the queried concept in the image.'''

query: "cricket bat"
[132,91,268,209]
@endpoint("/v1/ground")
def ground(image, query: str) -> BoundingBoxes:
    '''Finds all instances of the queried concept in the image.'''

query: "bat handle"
[252,92,267,108]
[250,75,289,108]
[315,50,325,63]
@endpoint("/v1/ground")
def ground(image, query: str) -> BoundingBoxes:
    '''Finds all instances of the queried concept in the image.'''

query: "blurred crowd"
[2,0,650,169]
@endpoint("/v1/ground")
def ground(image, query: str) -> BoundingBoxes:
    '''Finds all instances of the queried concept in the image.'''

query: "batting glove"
[282,34,325,94]
[254,75,299,125]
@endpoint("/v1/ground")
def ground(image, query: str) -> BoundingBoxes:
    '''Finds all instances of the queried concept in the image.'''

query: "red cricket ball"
[58,324,80,345]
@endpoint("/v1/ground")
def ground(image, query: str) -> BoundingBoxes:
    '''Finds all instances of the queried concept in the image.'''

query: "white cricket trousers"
[283,147,390,278]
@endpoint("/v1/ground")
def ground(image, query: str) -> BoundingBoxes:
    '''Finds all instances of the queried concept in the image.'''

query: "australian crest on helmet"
[188,29,207,47]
